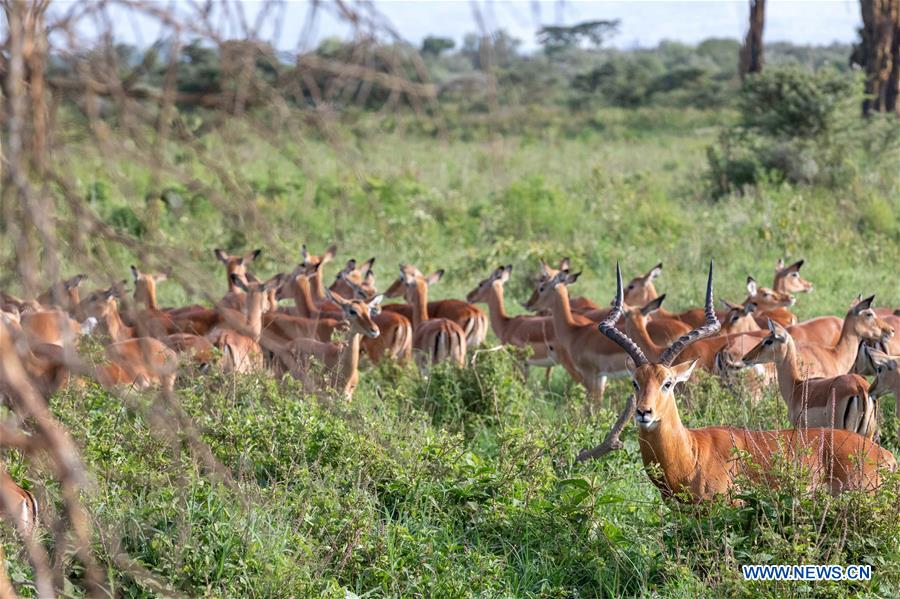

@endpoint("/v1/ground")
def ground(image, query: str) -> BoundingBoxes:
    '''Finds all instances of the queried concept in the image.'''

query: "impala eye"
[791,272,799,277]
[349,308,358,317]
[631,380,639,390]
[662,380,672,390]
[764,338,773,346]
[627,284,635,290]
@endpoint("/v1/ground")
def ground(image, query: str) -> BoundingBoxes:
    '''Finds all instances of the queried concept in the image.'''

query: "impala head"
[742,319,790,366]
[40,273,88,313]
[331,257,377,299]
[623,262,662,306]
[78,283,125,322]
[397,264,444,304]
[600,262,720,432]
[130,265,168,308]
[327,290,382,338]
[466,265,512,304]
[721,299,758,334]
[866,347,899,399]
[774,258,813,294]
[846,295,895,343]
[523,258,570,309]
[746,276,795,309]
[230,273,283,316]
[523,267,581,312]
[301,243,337,270]
[214,248,261,291]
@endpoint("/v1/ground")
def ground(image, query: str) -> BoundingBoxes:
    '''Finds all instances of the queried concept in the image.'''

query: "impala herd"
[0,246,898,540]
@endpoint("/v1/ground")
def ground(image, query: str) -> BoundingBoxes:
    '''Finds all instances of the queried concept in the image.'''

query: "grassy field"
[2,105,900,597]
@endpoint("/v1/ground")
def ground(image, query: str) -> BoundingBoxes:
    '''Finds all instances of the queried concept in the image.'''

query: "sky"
[64,1,863,52]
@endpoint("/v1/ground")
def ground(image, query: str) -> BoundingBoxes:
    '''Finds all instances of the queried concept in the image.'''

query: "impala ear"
[776,258,784,271]
[361,257,375,271]
[539,258,551,278]
[647,262,662,280]
[721,299,740,311]
[625,356,637,374]
[230,273,249,292]
[564,271,582,286]
[559,257,571,271]
[345,259,357,272]
[263,273,285,292]
[425,270,444,285]
[66,274,88,289]
[214,249,229,264]
[246,249,262,263]
[746,276,758,296]
[322,244,337,263]
[363,269,376,287]
[671,359,697,384]
[327,288,349,306]
[368,294,384,309]
[499,265,512,283]
[766,318,777,335]
[853,294,875,313]
[640,294,666,316]
[788,259,804,272]
[301,244,310,262]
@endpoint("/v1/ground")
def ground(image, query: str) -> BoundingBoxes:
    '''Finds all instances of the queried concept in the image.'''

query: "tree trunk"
[859,0,900,115]
[739,0,766,80]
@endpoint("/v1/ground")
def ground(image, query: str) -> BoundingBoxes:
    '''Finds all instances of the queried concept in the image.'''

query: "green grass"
[2,106,899,597]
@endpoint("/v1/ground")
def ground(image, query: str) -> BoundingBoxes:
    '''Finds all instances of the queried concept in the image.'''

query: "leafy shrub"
[706,67,859,197]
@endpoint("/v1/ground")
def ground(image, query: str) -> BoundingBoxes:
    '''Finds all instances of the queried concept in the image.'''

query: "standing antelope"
[277,291,382,398]
[397,265,467,368]
[214,248,262,310]
[524,267,629,406]
[577,262,895,501]
[383,269,487,349]
[207,274,282,374]
[466,265,561,379]
[336,275,412,363]
[743,320,876,439]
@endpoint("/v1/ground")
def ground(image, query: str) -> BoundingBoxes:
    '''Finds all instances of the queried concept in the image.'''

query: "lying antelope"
[397,265,466,368]
[276,291,382,399]
[743,320,876,439]
[578,262,895,501]
[384,268,487,349]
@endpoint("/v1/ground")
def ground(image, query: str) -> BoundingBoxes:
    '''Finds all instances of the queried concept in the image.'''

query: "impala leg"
[544,366,553,388]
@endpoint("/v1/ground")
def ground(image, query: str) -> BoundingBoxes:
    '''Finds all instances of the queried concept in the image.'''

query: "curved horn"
[659,261,720,366]
[598,263,649,367]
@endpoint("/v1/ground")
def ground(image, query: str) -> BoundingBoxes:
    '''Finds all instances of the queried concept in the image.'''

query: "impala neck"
[311,270,327,304]
[547,285,578,344]
[337,332,361,390]
[136,284,158,311]
[410,283,429,329]
[103,302,132,343]
[774,338,804,406]
[638,403,697,498]
[833,320,862,373]
[291,275,317,318]
[486,283,511,341]
[624,315,663,361]
[244,294,265,341]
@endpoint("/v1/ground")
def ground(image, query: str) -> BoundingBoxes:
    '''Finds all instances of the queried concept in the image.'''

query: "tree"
[537,20,620,55]
[421,36,455,57]
[854,0,900,115]
[739,0,766,80]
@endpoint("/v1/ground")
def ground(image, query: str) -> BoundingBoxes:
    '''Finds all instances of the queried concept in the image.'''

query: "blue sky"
[66,1,863,51]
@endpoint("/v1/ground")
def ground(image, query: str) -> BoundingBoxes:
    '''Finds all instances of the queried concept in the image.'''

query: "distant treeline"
[44,30,856,116]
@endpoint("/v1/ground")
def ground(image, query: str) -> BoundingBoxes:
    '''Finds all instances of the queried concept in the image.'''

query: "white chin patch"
[752,364,766,376]
[81,317,99,335]
[635,417,659,431]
